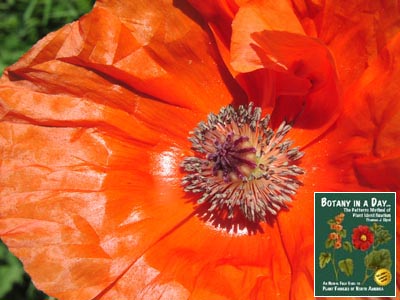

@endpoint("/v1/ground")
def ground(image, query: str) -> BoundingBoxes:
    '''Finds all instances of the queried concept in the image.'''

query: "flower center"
[181,103,304,223]
[207,131,257,182]
[360,234,367,242]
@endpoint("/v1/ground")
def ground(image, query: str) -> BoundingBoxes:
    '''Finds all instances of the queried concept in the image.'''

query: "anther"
[181,103,304,223]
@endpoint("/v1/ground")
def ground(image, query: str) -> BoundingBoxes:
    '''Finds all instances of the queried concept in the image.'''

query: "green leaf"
[319,252,331,269]
[370,223,383,232]
[42,0,53,26]
[365,249,392,270]
[343,241,353,252]
[327,219,335,225]
[370,223,391,248]
[0,241,25,298]
[0,0,95,74]
[0,240,50,299]
[339,229,347,238]
[325,238,335,249]
[338,258,353,276]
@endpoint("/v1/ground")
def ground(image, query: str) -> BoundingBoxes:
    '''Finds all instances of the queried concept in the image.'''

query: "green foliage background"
[0,1,94,299]
[0,0,94,74]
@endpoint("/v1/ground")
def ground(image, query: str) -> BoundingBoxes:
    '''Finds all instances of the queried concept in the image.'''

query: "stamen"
[181,103,304,223]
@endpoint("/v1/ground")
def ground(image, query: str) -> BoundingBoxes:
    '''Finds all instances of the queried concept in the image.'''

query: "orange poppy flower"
[0,1,399,300]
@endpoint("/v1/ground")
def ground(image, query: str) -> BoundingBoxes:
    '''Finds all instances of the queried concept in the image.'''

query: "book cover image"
[314,192,396,297]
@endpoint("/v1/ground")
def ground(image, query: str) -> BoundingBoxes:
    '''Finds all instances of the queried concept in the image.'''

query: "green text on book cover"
[314,192,396,297]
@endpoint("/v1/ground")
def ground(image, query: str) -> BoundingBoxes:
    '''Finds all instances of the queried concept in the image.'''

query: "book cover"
[314,192,396,297]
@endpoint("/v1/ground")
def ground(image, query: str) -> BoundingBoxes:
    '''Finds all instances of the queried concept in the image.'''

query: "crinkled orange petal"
[123,219,291,300]
[278,124,399,300]
[228,2,342,147]
[0,123,118,299]
[1,1,400,300]
[291,0,400,89]
[329,32,400,190]
[277,30,400,296]
[277,135,338,300]
[0,71,206,299]
[251,31,341,128]
[187,0,312,111]
[187,0,343,146]
[231,0,305,73]
[0,134,193,300]
[186,0,240,78]
[187,0,238,50]
[0,2,253,299]
[354,154,400,190]
[8,1,245,113]
[324,32,400,297]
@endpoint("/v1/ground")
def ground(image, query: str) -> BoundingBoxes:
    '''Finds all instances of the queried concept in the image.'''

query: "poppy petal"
[1,61,204,144]
[117,219,292,300]
[0,123,117,299]
[8,1,245,113]
[187,0,238,50]
[231,0,304,73]
[277,136,338,300]
[292,0,400,89]
[323,32,400,296]
[277,131,398,299]
[0,119,196,299]
[228,2,341,147]
[330,32,400,190]
[1,1,399,300]
[186,0,240,78]
[0,54,209,299]
[247,32,341,149]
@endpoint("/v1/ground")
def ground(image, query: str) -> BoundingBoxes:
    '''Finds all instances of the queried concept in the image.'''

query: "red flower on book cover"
[352,225,374,251]
[0,1,399,300]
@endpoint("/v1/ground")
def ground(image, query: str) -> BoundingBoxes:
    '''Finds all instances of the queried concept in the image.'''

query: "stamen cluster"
[181,103,304,223]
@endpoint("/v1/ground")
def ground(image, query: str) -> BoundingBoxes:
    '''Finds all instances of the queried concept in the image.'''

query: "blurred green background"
[0,0,94,74]
[0,1,94,299]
